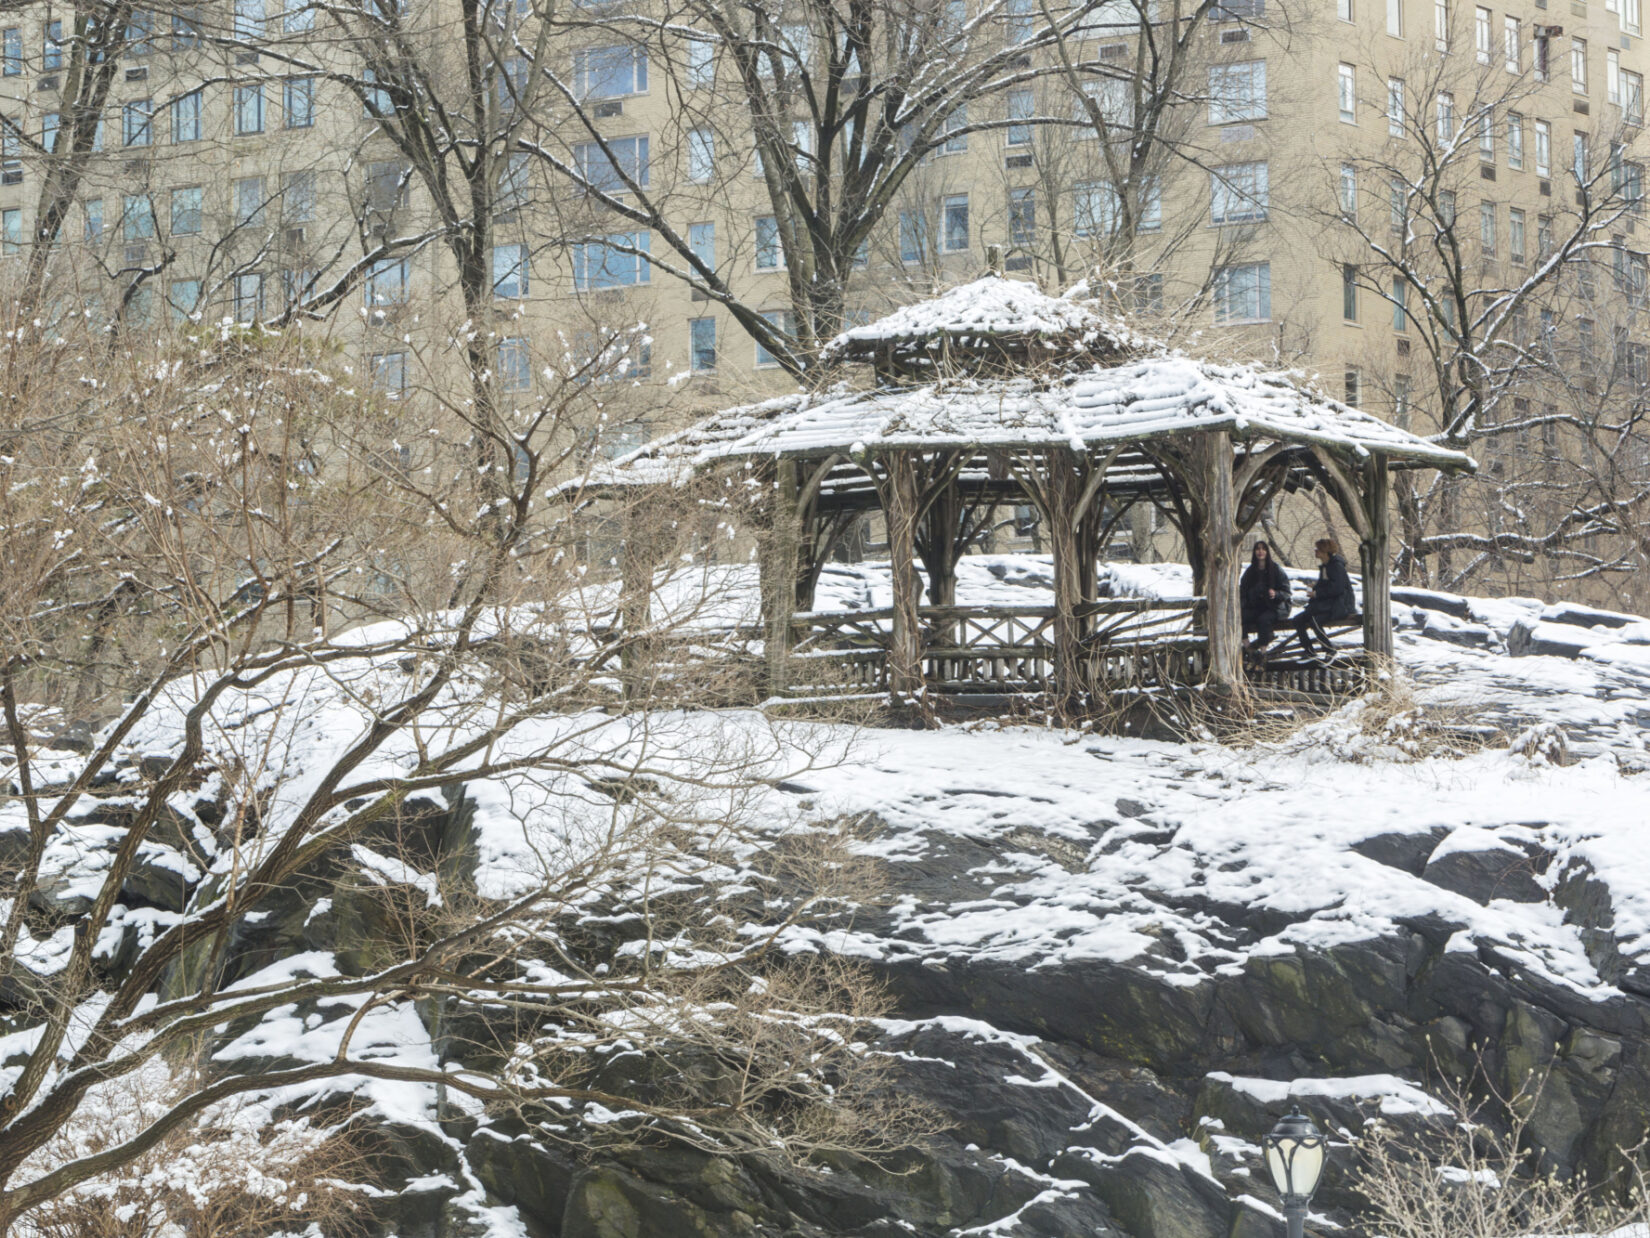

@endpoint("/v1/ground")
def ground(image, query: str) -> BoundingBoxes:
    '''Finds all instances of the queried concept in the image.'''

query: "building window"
[687,127,714,182]
[1213,261,1270,322]
[1389,177,1405,230]
[1479,201,1497,254]
[369,351,407,394]
[1504,15,1519,72]
[1536,120,1551,176]
[492,242,528,298]
[1392,277,1408,330]
[1573,38,1588,94]
[84,199,103,241]
[234,85,264,134]
[123,100,153,147]
[755,310,798,368]
[235,0,263,43]
[127,9,154,55]
[1006,88,1033,146]
[1538,213,1554,256]
[1625,70,1646,125]
[1342,263,1358,321]
[1208,61,1266,124]
[2,29,19,76]
[233,272,264,323]
[173,9,201,48]
[1338,0,1352,19]
[168,279,200,322]
[1210,161,1269,223]
[362,68,392,116]
[941,104,968,153]
[1507,114,1524,169]
[170,186,202,234]
[689,317,716,372]
[686,39,714,87]
[284,1,314,33]
[285,77,314,127]
[573,136,649,193]
[1438,189,1456,226]
[366,161,409,214]
[1134,273,1163,313]
[941,194,969,252]
[171,90,202,142]
[1478,113,1494,163]
[43,21,61,71]
[574,44,648,98]
[1475,6,1491,61]
[497,337,531,392]
[1,208,18,255]
[1394,375,1411,426]
[572,231,650,290]
[235,176,265,225]
[1574,131,1590,182]
[1,126,19,185]
[1337,63,1356,123]
[122,194,155,240]
[1345,369,1361,407]
[688,220,715,271]
[754,215,783,269]
[1436,92,1454,141]
[1509,207,1526,262]
[1339,163,1357,218]
[1387,0,1402,36]
[364,256,409,307]
[1435,0,1448,47]
[1386,77,1404,136]
[1008,186,1036,246]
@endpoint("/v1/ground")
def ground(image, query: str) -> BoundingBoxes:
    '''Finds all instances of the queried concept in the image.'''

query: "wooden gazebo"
[577,277,1475,706]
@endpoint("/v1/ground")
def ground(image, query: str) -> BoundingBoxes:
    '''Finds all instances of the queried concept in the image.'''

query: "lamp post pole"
[1263,1106,1327,1238]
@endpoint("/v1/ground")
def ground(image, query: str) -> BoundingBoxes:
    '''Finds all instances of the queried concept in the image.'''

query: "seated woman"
[1292,538,1356,658]
[1239,540,1290,651]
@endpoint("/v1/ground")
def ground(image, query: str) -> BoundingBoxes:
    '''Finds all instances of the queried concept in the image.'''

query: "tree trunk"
[1199,431,1244,696]
[884,454,924,699]
[1361,455,1393,659]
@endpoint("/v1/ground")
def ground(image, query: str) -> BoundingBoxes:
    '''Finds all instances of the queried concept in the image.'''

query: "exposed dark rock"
[1390,588,1473,620]
[1506,620,1594,659]
[1351,826,1451,876]
[1422,839,1547,905]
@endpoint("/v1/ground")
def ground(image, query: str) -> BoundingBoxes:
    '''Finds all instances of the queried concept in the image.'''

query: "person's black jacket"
[1240,558,1289,616]
[1310,553,1356,618]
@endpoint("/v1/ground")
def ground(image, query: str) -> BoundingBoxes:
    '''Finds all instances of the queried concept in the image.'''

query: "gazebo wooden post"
[1361,453,1393,659]
[617,501,655,701]
[1040,452,1095,707]
[883,452,925,698]
[1199,430,1244,695]
[762,458,802,694]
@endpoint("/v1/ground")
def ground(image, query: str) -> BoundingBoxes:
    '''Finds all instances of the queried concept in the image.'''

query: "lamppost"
[1263,1106,1327,1238]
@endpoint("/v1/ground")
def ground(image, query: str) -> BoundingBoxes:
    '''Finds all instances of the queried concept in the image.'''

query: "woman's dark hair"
[1314,537,1341,557]
[1251,540,1272,564]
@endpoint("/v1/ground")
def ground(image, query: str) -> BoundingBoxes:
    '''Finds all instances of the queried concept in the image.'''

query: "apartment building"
[0,0,1643,591]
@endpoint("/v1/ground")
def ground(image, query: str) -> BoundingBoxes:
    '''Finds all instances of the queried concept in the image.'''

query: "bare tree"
[0,310,919,1228]
[1321,37,1650,592]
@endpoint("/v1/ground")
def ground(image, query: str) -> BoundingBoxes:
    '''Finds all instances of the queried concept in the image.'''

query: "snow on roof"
[820,275,1143,362]
[567,354,1475,494]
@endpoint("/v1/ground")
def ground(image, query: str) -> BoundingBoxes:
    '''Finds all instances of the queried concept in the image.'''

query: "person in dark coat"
[1240,540,1290,650]
[1292,537,1357,657]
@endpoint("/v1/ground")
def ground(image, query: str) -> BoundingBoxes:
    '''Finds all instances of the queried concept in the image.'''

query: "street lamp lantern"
[1263,1106,1327,1238]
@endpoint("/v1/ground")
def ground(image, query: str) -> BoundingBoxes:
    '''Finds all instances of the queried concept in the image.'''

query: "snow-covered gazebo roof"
[819,275,1144,371]
[575,351,1473,496]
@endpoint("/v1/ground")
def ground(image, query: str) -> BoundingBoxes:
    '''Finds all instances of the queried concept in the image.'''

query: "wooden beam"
[1199,430,1245,697]
[762,459,802,695]
[618,501,656,702]
[1362,453,1394,659]
[883,453,925,699]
